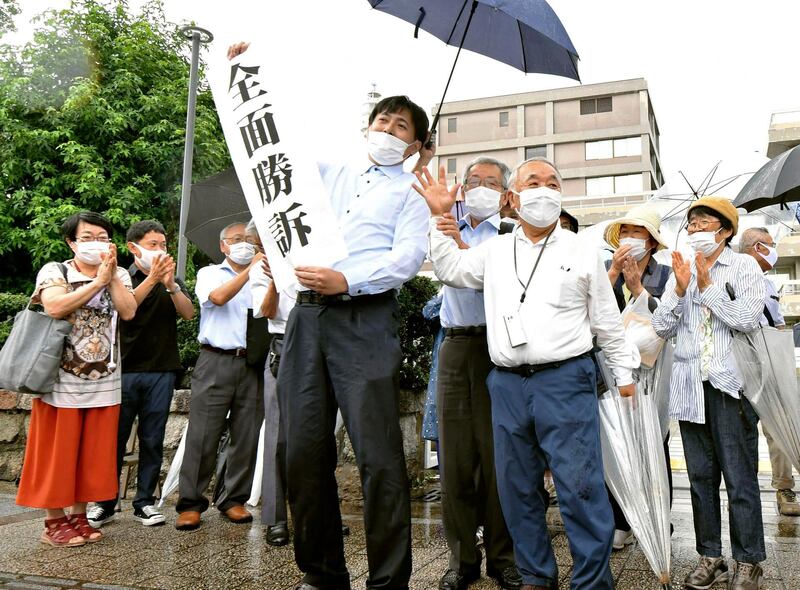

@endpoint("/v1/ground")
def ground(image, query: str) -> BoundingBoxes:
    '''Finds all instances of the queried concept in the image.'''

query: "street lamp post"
[176,25,213,280]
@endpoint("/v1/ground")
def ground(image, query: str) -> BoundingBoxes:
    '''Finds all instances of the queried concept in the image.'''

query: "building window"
[525,145,547,159]
[614,174,642,194]
[447,158,457,174]
[613,137,641,157]
[585,140,613,160]
[447,117,457,133]
[585,137,642,160]
[499,111,509,127]
[586,174,642,196]
[586,176,614,196]
[580,96,613,115]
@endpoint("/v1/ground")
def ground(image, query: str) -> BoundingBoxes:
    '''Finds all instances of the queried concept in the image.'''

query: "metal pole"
[176,26,213,280]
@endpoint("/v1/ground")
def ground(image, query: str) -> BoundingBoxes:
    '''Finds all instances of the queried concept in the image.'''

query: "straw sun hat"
[604,204,668,250]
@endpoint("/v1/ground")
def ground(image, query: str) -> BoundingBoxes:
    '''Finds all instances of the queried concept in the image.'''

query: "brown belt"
[201,344,247,358]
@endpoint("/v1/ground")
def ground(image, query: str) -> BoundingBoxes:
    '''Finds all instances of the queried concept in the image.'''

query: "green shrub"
[0,292,29,348]
[397,275,439,391]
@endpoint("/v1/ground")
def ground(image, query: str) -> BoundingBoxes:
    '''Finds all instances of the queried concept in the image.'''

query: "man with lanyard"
[741,227,800,517]
[175,222,265,531]
[416,157,636,590]
[433,156,521,590]
[89,220,194,528]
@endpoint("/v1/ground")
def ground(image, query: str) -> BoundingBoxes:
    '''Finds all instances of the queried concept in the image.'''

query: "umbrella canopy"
[186,167,250,263]
[733,145,800,212]
[367,0,579,132]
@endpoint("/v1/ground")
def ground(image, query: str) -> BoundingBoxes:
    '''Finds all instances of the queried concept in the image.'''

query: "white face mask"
[133,245,166,271]
[688,229,723,257]
[618,237,649,261]
[74,241,110,266]
[228,242,256,265]
[757,242,778,268]
[513,187,562,228]
[464,186,501,221]
[367,130,410,166]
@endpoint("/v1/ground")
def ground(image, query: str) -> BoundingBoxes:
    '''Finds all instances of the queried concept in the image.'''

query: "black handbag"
[245,310,271,369]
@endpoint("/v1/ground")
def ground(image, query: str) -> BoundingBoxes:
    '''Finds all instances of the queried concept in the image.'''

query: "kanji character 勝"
[252,153,293,205]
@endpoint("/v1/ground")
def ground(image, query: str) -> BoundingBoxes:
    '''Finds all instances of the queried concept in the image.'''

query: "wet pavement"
[0,423,798,590]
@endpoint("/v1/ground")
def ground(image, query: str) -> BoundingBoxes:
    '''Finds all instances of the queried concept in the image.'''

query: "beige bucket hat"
[604,204,668,250]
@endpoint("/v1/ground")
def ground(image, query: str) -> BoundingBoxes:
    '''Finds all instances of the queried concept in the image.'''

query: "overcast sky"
[5,0,800,185]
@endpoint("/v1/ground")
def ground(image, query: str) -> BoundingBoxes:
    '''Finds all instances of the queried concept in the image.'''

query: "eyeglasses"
[75,236,110,243]
[465,177,504,191]
[686,220,720,232]
[222,236,246,245]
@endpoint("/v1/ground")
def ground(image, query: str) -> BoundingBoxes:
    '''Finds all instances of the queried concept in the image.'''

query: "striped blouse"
[651,247,764,424]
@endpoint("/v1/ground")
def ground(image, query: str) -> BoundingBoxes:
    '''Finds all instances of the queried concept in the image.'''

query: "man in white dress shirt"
[415,157,635,590]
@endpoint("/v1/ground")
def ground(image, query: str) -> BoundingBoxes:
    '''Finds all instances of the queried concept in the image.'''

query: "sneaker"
[730,561,763,590]
[612,528,635,550]
[683,556,728,590]
[776,489,800,516]
[86,504,116,528]
[133,505,166,526]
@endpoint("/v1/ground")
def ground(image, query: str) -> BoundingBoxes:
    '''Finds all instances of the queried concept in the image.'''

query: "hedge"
[0,275,439,391]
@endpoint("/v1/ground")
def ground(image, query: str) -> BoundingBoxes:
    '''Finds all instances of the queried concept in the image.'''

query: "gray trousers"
[177,348,264,513]
[278,295,411,590]
[437,333,515,572]
[260,363,287,525]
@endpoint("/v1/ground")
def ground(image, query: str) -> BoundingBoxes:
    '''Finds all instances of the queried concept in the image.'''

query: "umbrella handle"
[430,0,479,138]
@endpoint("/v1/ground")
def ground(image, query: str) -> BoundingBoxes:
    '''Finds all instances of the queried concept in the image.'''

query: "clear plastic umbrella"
[158,422,188,508]
[732,327,800,472]
[596,305,672,588]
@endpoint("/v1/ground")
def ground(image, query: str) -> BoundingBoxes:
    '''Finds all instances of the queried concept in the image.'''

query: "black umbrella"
[733,145,800,212]
[367,0,580,134]
[186,167,249,263]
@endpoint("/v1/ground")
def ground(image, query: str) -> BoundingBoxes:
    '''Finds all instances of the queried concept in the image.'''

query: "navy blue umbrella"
[367,0,580,133]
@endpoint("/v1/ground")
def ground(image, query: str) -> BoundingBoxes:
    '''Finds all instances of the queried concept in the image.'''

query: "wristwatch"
[165,285,179,294]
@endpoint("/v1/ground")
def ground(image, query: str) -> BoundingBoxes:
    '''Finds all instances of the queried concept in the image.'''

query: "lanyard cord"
[513,227,554,305]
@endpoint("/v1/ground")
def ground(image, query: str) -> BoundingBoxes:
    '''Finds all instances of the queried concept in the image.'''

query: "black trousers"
[437,333,515,572]
[278,295,411,590]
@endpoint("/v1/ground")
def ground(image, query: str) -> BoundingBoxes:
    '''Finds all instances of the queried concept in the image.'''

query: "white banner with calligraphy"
[207,43,348,291]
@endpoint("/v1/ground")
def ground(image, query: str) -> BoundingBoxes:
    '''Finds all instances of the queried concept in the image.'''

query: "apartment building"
[431,78,664,200]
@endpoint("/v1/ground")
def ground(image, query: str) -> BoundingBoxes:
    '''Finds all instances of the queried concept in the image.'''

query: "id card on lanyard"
[503,227,554,348]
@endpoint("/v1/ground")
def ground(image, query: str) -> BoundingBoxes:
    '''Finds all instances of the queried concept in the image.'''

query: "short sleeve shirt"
[32,260,133,408]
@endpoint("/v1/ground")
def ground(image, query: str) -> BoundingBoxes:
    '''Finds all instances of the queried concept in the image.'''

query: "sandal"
[68,512,103,542]
[40,516,86,547]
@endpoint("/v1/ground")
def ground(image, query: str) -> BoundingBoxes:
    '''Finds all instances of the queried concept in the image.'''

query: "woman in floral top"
[16,211,136,547]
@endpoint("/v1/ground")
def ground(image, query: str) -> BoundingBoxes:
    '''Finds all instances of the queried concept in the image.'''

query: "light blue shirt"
[195,260,252,350]
[440,213,500,328]
[318,158,429,296]
[651,247,765,424]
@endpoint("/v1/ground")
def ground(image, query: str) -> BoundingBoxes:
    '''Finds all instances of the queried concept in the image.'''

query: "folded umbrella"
[367,0,579,133]
[732,327,800,473]
[733,145,800,212]
[596,348,672,588]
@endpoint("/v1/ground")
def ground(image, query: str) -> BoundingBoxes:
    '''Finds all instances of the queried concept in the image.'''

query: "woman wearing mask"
[652,197,766,590]
[16,211,136,547]
[602,204,673,551]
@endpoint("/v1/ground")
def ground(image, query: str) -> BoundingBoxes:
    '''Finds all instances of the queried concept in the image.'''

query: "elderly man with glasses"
[175,221,266,531]
[433,157,521,590]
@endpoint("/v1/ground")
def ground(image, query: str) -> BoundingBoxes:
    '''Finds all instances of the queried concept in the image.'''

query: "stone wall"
[0,387,428,490]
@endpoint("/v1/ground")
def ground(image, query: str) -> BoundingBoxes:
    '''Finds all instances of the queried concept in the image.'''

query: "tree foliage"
[0,0,20,35]
[0,0,229,292]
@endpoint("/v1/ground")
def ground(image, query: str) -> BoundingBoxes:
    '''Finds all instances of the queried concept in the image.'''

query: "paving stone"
[21,577,79,587]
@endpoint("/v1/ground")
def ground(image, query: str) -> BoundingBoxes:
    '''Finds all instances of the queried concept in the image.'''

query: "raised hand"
[227,41,250,60]
[695,251,712,292]
[412,165,460,216]
[610,244,633,274]
[96,249,115,286]
[672,251,691,297]
[160,255,177,288]
[436,213,467,249]
[621,256,643,297]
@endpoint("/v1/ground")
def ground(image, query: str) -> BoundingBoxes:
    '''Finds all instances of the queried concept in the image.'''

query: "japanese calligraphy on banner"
[207,44,348,291]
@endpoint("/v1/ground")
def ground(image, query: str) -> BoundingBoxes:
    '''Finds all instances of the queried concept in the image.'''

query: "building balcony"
[767,109,800,158]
